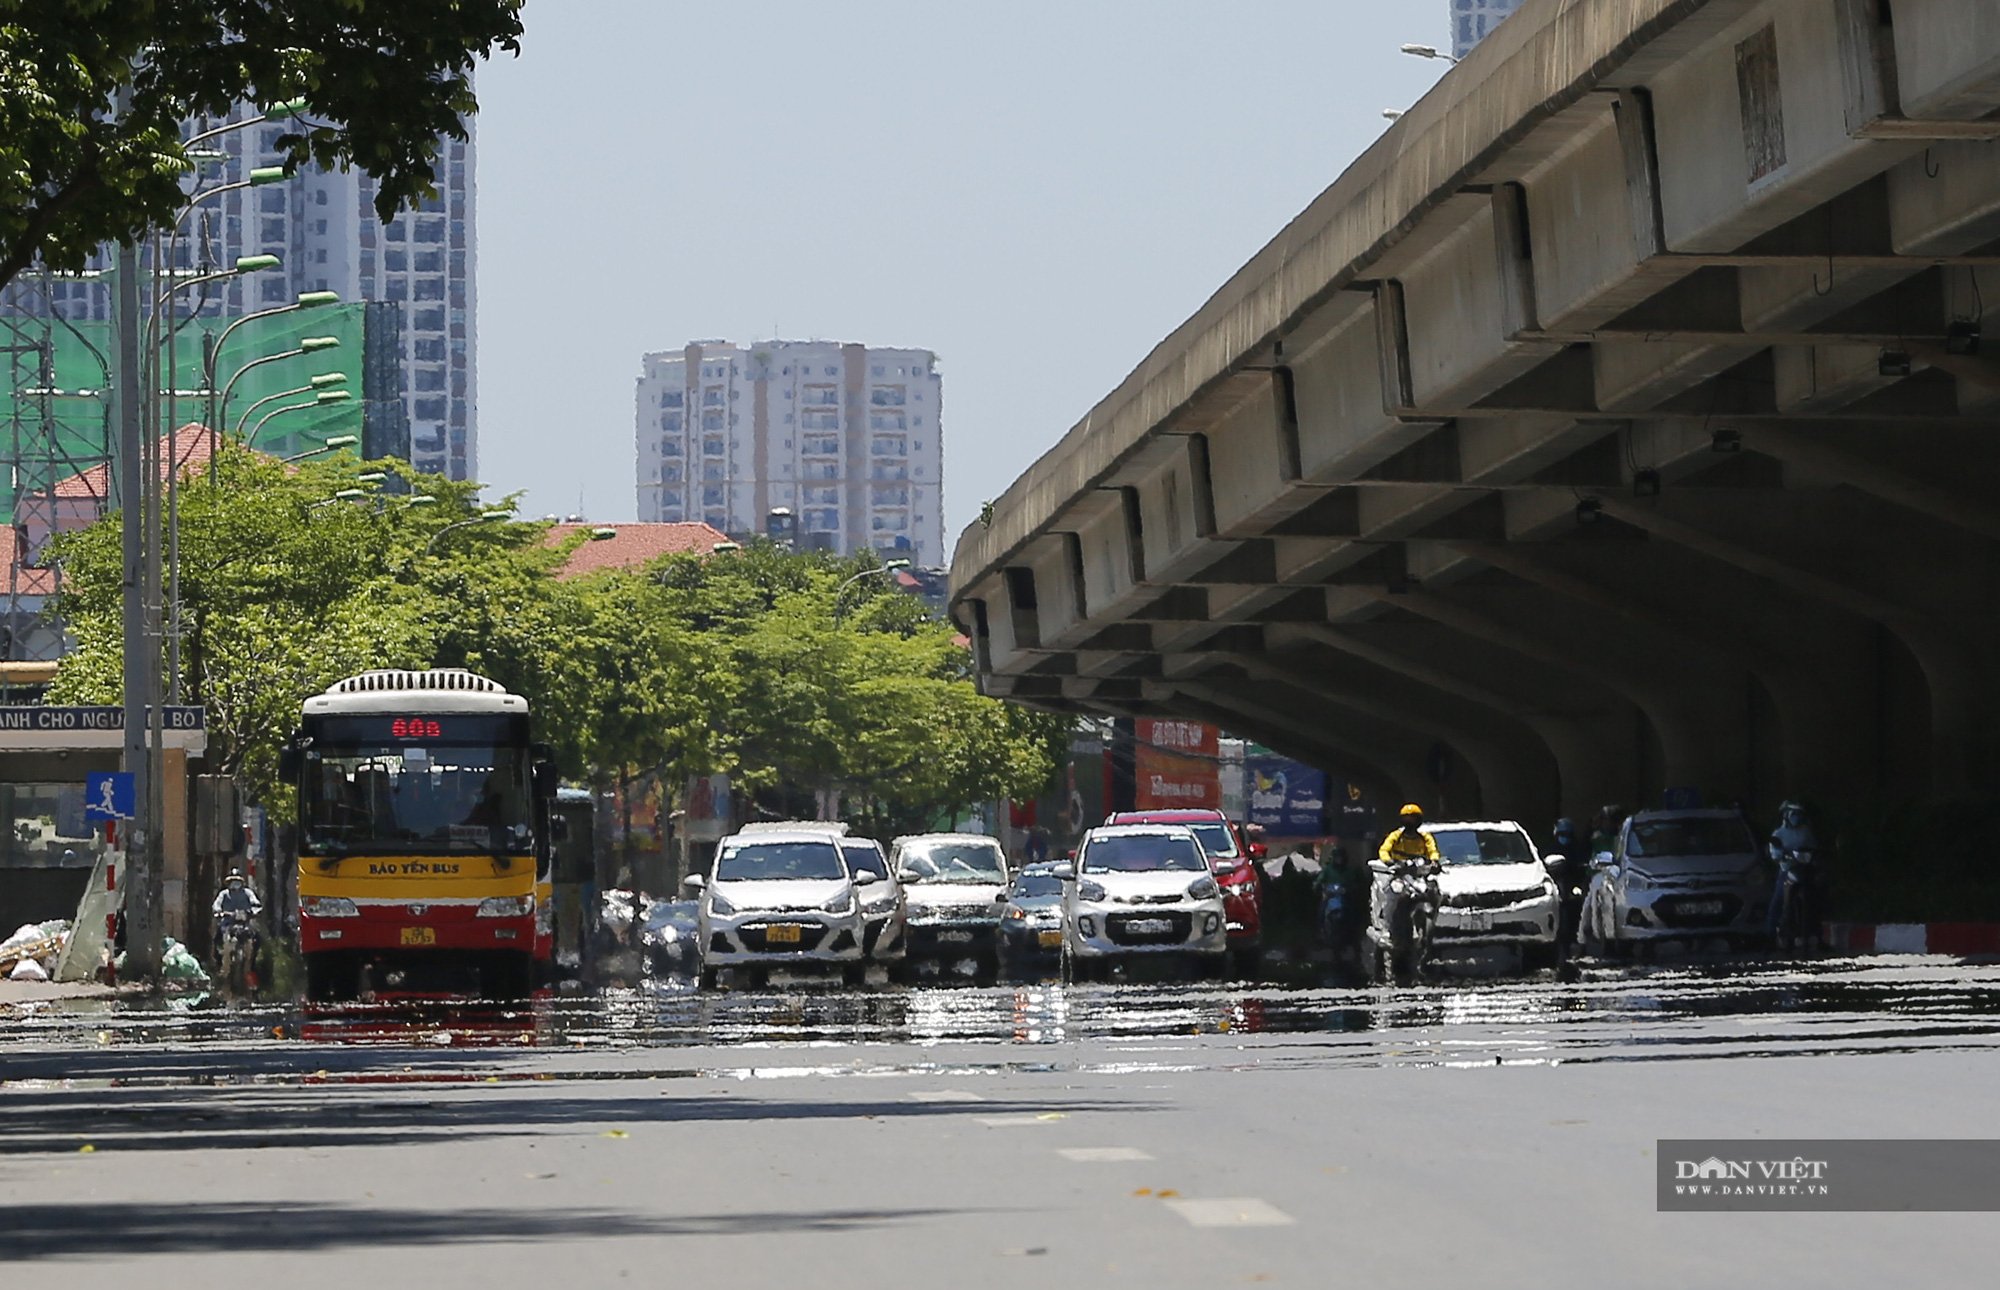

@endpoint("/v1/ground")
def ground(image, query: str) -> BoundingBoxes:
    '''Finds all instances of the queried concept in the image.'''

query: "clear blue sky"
[474,1,1453,553]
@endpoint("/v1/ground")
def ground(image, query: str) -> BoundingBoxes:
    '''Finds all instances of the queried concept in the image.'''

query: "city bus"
[285,668,556,1001]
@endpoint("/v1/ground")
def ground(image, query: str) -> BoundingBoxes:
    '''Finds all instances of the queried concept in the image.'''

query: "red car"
[1104,810,1267,972]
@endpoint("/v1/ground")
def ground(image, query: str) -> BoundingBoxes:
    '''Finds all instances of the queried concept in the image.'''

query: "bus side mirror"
[531,742,553,763]
[549,814,570,841]
[533,763,559,799]
[279,745,301,781]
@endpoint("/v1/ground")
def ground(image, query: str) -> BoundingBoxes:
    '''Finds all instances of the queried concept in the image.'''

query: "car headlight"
[476,895,534,918]
[861,894,898,914]
[303,896,358,918]
[821,891,855,915]
[1077,880,1108,903]
[1187,877,1220,901]
[708,891,737,917]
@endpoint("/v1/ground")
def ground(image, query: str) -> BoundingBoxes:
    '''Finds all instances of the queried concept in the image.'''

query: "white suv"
[1422,820,1562,970]
[1063,825,1226,981]
[686,829,871,987]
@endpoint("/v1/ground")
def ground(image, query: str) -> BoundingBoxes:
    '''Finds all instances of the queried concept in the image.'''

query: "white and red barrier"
[1821,923,2000,956]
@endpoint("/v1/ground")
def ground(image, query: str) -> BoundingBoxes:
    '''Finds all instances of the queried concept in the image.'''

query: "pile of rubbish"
[1,920,72,982]
[112,938,210,986]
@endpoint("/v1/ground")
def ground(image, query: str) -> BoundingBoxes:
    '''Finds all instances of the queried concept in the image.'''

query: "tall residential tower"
[635,340,944,567]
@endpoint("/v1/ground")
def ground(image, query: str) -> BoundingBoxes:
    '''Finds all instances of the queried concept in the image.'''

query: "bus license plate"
[400,927,436,946]
[765,924,801,944]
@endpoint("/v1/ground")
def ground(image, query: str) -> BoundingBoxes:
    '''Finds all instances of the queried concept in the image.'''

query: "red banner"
[1134,719,1220,810]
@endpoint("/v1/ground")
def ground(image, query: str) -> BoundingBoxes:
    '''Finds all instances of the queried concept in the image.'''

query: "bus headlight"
[303,897,358,918]
[476,896,534,918]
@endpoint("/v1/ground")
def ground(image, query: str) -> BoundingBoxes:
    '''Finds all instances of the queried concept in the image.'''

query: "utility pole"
[116,235,158,982]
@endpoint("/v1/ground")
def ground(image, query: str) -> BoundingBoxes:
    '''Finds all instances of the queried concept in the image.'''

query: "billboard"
[1246,755,1327,837]
[1134,719,1221,811]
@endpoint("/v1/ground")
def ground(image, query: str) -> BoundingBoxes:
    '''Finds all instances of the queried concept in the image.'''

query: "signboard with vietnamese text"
[1134,718,1221,811]
[1246,755,1327,837]
[0,706,206,752]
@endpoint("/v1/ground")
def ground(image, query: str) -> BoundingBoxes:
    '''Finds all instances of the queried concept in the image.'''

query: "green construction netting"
[0,302,368,524]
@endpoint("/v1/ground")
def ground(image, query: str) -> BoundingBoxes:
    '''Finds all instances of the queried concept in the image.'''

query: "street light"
[834,558,912,595]
[203,291,343,448]
[1400,42,1458,63]
[281,434,360,463]
[245,388,351,448]
[233,372,348,437]
[423,510,513,556]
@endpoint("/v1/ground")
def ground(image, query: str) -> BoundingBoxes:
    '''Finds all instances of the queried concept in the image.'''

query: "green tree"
[0,0,524,289]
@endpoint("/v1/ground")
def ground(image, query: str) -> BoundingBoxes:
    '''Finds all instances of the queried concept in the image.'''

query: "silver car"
[890,832,1009,981]
[839,836,906,965]
[1581,809,1770,955]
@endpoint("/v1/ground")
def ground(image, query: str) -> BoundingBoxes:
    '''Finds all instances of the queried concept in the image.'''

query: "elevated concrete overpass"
[950,0,2000,828]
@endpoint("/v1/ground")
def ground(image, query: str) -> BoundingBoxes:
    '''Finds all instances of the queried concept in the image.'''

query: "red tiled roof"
[49,425,227,500]
[0,561,59,597]
[545,522,732,580]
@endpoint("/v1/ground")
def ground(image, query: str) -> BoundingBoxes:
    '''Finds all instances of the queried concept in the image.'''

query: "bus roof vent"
[329,668,508,696]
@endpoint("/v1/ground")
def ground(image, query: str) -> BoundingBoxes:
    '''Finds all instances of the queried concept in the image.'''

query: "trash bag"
[9,957,50,981]
[161,938,209,984]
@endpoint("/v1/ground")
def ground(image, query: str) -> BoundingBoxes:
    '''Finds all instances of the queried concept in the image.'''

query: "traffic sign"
[85,772,135,820]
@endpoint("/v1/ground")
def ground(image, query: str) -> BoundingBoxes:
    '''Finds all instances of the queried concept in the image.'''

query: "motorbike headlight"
[1187,877,1220,901]
[1004,906,1027,921]
[303,896,358,918]
[1077,880,1108,903]
[476,896,533,918]
[708,891,737,917]
[821,891,855,915]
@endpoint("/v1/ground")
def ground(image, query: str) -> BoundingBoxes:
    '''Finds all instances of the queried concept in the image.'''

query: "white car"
[839,836,906,964]
[891,832,1010,980]
[1421,820,1562,970]
[1063,825,1227,981]
[685,829,871,987]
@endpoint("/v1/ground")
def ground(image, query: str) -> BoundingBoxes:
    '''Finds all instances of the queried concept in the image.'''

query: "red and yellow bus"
[288,669,555,1001]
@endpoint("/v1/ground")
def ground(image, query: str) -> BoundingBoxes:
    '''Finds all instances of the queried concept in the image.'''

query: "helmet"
[1780,800,1806,823]
[225,868,246,885]
[1399,803,1425,821]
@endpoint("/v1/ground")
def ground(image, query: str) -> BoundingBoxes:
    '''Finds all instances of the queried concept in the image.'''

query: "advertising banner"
[1134,719,1220,811]
[1245,756,1327,837]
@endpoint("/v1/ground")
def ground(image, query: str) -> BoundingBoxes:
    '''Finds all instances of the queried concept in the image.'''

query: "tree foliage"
[0,0,524,290]
[45,446,1067,835]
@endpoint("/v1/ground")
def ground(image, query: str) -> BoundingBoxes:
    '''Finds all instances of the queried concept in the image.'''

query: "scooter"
[215,910,262,995]
[1770,847,1819,954]
[1367,859,1440,986]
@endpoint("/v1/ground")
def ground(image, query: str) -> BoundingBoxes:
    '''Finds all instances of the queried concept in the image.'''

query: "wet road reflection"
[5,957,1999,1083]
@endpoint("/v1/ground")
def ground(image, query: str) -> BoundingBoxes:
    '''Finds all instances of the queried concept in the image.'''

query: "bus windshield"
[300,715,532,856]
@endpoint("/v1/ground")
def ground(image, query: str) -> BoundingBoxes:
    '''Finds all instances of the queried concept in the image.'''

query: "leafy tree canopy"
[0,0,524,289]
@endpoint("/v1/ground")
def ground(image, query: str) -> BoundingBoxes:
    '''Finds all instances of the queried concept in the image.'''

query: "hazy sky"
[474,2,1453,551]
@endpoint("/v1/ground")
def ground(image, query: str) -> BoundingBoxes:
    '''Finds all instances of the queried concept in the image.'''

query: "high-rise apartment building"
[1449,0,1524,59]
[635,340,944,567]
[23,106,477,480]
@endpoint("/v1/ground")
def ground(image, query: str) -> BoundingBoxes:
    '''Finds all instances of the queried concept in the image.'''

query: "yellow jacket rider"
[1378,804,1442,865]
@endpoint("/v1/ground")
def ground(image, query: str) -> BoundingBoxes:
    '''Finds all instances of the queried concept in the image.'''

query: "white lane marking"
[906,1089,986,1103]
[1163,1197,1296,1228]
[976,1114,1063,1126]
[1058,1147,1154,1162]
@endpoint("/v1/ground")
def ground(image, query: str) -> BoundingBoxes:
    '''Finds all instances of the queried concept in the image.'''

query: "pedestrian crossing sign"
[85,772,135,820]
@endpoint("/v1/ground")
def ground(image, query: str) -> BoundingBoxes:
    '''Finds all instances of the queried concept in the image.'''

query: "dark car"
[1105,809,1266,974]
[997,862,1068,977]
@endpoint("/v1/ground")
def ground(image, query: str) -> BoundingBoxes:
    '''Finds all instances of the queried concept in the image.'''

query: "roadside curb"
[1821,923,2000,956]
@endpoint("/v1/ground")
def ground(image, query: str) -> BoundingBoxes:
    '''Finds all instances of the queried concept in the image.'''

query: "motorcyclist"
[211,868,262,921]
[1378,803,1442,866]
[1548,817,1587,954]
[1765,800,1820,945]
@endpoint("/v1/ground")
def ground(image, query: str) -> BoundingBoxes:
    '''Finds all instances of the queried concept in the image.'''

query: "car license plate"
[1037,930,1062,948]
[764,924,801,944]
[400,927,435,946]
[938,929,974,943]
[1125,918,1173,935]
[1683,900,1725,917]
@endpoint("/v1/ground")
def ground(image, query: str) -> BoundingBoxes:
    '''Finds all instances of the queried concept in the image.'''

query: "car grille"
[914,904,994,922]
[1113,893,1182,906]
[738,923,828,953]
[1652,894,1744,928]
[1107,912,1192,945]
[1448,887,1545,910]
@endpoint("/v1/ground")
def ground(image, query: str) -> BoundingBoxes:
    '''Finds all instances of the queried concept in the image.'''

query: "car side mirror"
[682,873,706,893]
[1248,843,1268,861]
[994,891,1008,902]
[1590,851,1615,869]
[896,866,922,882]
[1543,853,1564,870]
[853,870,878,886]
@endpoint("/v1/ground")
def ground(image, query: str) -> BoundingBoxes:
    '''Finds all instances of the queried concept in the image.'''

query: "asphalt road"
[4,956,1998,1288]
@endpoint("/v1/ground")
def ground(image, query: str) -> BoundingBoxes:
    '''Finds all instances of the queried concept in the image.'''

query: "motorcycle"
[215,910,262,995]
[1366,858,1440,986]
[1770,846,1819,953]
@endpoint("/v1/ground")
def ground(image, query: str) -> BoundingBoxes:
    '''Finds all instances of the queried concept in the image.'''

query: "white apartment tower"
[636,340,944,566]
[33,106,477,480]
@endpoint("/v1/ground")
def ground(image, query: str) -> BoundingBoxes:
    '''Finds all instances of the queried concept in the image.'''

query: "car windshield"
[1081,832,1207,874]
[1185,823,1239,858]
[1011,873,1064,899]
[840,843,887,879]
[898,840,1006,884]
[715,840,846,881]
[1430,828,1535,866]
[1626,816,1755,858]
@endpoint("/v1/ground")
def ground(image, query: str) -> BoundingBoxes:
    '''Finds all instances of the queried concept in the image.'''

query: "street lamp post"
[232,372,348,437]
[423,510,513,557]
[244,389,352,449]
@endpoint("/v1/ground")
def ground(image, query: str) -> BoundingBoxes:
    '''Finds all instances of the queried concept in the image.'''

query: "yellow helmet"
[1399,803,1425,820]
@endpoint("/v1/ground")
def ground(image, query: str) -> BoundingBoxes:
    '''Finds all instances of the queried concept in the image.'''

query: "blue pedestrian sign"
[85,772,135,821]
